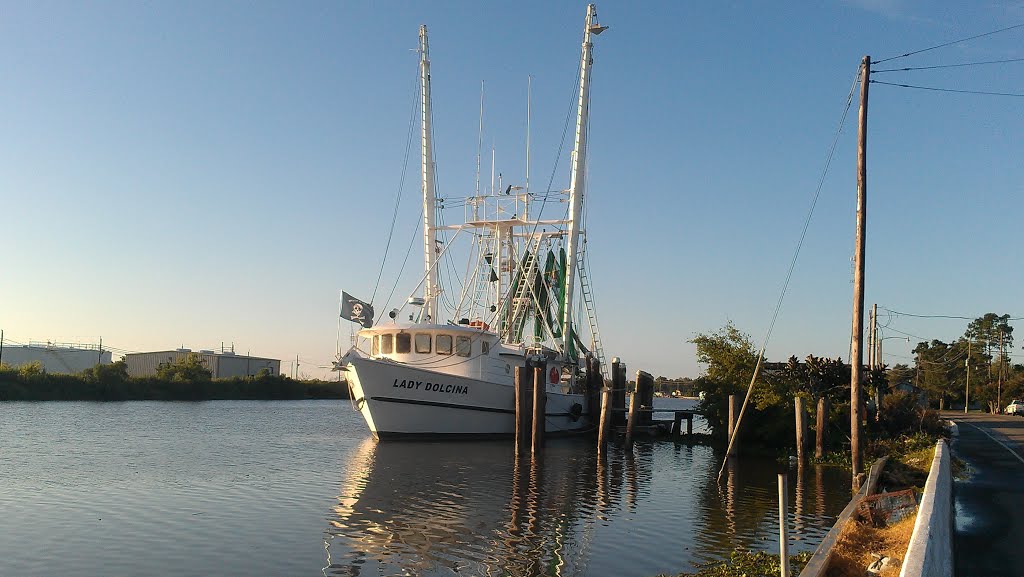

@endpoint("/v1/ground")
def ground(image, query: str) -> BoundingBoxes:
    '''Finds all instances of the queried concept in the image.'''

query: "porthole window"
[436,334,453,355]
[372,335,379,356]
[396,333,411,353]
[456,336,471,357]
[415,333,431,354]
[381,334,393,354]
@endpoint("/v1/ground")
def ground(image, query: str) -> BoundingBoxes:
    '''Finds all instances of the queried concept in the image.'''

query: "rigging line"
[717,64,862,484]
[877,306,1024,321]
[873,22,1024,64]
[873,57,1024,73]
[870,79,1024,97]
[371,62,421,304]
[381,208,423,318]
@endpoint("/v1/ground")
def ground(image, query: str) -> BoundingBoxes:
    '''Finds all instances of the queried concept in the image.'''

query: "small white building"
[124,349,281,379]
[1,342,112,374]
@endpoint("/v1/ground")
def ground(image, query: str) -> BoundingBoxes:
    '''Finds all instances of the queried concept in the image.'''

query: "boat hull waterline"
[347,356,590,439]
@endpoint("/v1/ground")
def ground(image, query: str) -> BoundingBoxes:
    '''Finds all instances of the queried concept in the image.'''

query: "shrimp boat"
[341,5,609,439]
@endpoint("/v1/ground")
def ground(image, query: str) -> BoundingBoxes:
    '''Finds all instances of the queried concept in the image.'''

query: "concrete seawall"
[900,439,952,577]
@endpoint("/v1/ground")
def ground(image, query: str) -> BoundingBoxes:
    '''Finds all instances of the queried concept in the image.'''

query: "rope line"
[716,64,863,483]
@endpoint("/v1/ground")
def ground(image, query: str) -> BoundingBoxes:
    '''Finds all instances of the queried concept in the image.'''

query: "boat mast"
[420,25,439,322]
[562,4,605,355]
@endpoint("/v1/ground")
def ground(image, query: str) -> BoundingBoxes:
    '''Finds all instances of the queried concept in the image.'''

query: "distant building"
[1,342,111,374]
[124,349,280,379]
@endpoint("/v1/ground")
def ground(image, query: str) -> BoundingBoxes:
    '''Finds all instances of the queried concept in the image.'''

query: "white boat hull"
[346,357,591,439]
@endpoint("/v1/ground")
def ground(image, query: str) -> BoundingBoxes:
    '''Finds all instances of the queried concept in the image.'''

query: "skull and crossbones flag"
[340,291,374,328]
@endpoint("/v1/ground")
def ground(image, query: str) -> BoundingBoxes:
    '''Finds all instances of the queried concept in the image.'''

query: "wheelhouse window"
[381,334,393,354]
[481,341,490,355]
[372,335,379,356]
[396,333,411,354]
[436,334,453,355]
[456,336,471,357]
[415,333,431,354]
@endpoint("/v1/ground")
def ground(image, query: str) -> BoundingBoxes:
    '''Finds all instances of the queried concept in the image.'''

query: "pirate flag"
[340,291,374,328]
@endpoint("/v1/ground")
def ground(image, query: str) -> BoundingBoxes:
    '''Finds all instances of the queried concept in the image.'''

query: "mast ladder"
[576,243,605,368]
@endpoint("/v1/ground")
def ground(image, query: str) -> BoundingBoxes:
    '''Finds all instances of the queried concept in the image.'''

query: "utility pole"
[965,340,971,414]
[998,329,1004,412]
[0,329,4,366]
[849,56,870,480]
[98,337,103,365]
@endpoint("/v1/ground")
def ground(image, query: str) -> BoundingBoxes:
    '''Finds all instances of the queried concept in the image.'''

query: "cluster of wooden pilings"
[515,356,700,456]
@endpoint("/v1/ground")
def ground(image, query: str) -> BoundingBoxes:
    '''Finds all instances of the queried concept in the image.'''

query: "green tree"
[156,353,213,382]
[82,360,129,382]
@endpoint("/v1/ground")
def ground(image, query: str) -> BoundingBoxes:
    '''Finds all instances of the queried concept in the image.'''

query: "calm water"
[0,400,851,576]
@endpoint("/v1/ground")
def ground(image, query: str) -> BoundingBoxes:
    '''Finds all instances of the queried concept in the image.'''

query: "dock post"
[598,383,612,453]
[515,366,533,457]
[686,413,693,436]
[815,397,829,459]
[727,394,739,457]
[532,364,547,454]
[625,377,640,450]
[611,358,626,426]
[637,371,654,426]
[778,473,790,577]
[673,412,683,440]
[795,396,808,462]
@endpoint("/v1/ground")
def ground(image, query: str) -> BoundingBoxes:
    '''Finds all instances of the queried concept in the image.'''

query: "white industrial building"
[124,349,281,379]
[1,342,111,374]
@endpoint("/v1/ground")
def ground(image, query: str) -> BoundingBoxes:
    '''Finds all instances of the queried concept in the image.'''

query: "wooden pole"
[686,414,693,436]
[778,473,790,577]
[515,366,532,457]
[795,396,807,462]
[727,394,739,457]
[625,372,646,450]
[598,383,612,452]
[612,359,626,426]
[815,397,829,459]
[850,55,870,479]
[638,371,655,426]
[532,364,546,454]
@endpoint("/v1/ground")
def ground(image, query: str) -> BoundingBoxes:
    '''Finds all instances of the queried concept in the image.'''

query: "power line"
[871,79,1024,97]
[873,22,1024,65]
[873,57,1024,73]
[878,306,1024,321]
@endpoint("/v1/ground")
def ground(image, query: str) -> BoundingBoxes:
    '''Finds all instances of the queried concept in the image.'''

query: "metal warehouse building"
[124,349,281,379]
[1,342,112,374]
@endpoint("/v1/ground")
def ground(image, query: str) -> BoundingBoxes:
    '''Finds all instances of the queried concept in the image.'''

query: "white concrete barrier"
[900,440,952,577]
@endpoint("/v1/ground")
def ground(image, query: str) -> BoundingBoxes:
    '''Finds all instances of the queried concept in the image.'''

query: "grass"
[661,550,813,577]
[825,515,916,576]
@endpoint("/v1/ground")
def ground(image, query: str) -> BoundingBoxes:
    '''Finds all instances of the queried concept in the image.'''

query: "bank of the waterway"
[0,399,852,576]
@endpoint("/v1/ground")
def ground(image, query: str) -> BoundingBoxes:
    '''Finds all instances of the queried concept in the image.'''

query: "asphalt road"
[943,411,1024,577]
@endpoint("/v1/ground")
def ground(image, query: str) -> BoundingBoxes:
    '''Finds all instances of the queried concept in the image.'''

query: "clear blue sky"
[3,1,1022,379]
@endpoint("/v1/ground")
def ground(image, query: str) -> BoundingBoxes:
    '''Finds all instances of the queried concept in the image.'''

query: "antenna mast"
[420,25,438,322]
[562,4,606,355]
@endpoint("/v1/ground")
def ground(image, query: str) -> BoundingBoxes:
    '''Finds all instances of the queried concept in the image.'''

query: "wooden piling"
[598,383,612,452]
[625,379,640,450]
[611,358,626,426]
[686,413,693,436]
[637,371,655,427]
[727,394,739,457]
[532,364,547,454]
[815,397,829,459]
[515,366,533,457]
[795,396,808,462]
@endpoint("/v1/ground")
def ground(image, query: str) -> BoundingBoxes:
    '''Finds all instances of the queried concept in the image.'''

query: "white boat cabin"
[357,323,574,390]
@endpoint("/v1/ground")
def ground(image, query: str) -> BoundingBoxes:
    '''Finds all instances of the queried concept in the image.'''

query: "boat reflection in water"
[322,438,852,577]
[325,438,611,577]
